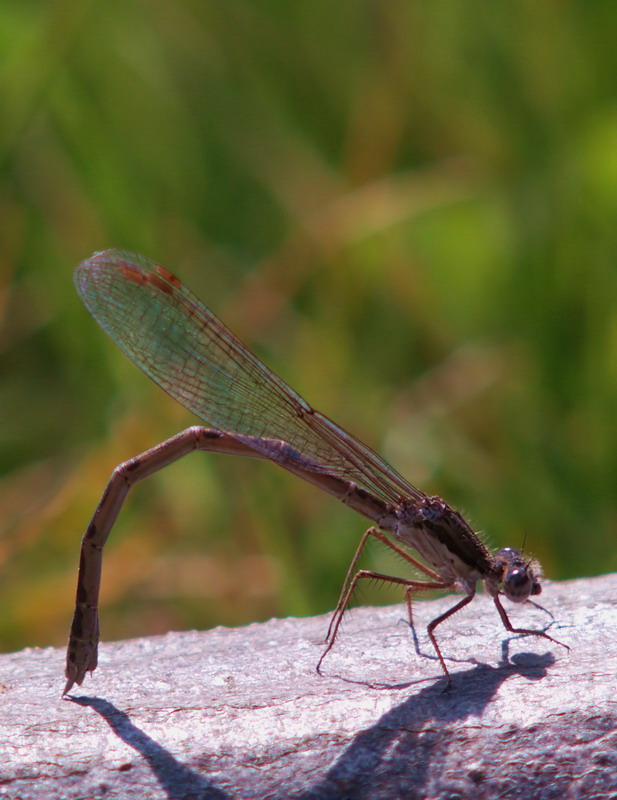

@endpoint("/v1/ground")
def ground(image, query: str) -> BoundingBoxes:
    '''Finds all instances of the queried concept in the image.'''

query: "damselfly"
[64,250,565,694]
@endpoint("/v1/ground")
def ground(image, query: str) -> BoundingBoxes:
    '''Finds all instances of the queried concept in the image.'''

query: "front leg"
[492,595,569,652]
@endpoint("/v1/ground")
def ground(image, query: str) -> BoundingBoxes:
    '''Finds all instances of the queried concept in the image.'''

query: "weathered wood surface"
[1,573,617,799]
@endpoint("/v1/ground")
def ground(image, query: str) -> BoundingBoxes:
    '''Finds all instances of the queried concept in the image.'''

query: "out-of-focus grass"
[1,1,617,652]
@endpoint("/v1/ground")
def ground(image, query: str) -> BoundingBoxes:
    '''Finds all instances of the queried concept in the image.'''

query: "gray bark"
[1,573,616,799]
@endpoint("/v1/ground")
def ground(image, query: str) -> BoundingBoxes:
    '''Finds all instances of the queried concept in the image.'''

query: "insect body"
[64,250,565,694]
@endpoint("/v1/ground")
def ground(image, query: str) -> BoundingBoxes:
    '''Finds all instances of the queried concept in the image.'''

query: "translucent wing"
[75,250,425,508]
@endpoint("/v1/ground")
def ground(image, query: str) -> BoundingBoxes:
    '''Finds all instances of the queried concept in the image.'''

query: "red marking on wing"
[156,264,182,288]
[121,263,147,285]
[147,273,174,295]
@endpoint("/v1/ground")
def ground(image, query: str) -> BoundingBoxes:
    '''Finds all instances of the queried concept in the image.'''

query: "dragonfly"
[64,250,566,695]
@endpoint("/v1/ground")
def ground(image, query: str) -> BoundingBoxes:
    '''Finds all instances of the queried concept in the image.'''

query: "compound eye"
[503,566,532,603]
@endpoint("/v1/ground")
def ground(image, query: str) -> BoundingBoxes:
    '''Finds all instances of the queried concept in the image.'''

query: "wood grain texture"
[1,573,616,799]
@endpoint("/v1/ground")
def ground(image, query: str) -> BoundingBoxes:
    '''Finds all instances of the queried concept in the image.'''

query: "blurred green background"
[1,1,617,654]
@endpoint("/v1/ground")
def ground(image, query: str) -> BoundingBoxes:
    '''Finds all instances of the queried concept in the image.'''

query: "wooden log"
[1,573,616,799]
